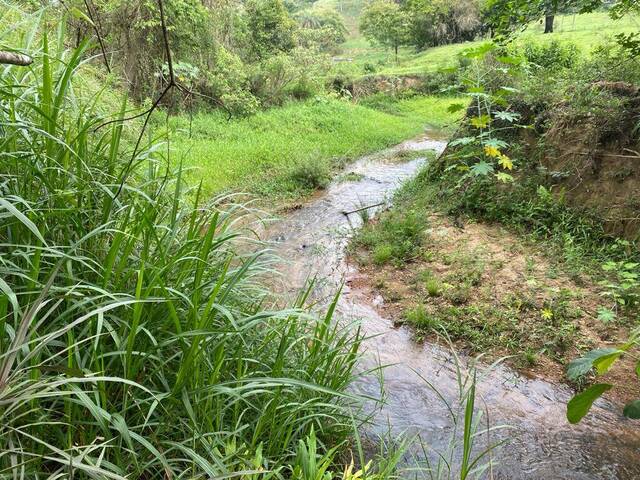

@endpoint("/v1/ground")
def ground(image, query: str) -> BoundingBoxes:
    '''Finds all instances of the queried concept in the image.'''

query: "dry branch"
[0,51,33,66]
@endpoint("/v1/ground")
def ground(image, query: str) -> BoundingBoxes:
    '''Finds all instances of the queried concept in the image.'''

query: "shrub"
[523,40,580,70]
[287,160,332,190]
[373,243,395,264]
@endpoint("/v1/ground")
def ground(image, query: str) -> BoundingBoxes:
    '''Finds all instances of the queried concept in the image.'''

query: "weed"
[405,304,437,329]
[521,349,539,367]
[599,260,640,310]
[287,160,332,191]
[354,210,427,266]
[445,283,472,305]
[341,171,365,182]
[374,276,387,289]
[425,278,443,297]
[373,244,394,265]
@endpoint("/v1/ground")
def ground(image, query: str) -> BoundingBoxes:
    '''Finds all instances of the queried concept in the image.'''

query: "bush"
[363,62,377,74]
[523,40,580,70]
[287,160,332,190]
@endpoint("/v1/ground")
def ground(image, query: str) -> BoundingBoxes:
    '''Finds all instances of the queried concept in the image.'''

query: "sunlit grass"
[169,95,463,198]
[331,11,639,77]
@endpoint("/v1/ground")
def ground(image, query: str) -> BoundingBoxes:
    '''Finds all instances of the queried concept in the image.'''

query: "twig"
[0,51,32,66]
[341,202,384,216]
[83,0,111,73]
[574,151,640,160]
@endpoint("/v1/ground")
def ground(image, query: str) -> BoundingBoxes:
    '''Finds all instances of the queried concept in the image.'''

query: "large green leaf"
[566,348,622,380]
[623,400,640,419]
[470,161,494,177]
[567,384,612,424]
[447,103,466,113]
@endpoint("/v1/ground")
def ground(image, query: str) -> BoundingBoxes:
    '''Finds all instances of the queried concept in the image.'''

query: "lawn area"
[169,95,462,199]
[331,12,639,77]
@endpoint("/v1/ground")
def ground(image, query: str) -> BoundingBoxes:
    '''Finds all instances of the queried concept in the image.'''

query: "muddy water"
[266,135,640,479]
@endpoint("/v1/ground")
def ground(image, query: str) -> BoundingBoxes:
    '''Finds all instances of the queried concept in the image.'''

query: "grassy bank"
[170,95,461,199]
[331,12,638,77]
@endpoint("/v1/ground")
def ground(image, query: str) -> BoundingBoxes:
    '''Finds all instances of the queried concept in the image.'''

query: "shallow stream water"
[266,135,640,479]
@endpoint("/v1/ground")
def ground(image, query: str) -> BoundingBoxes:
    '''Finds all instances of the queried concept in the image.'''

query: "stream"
[266,134,640,479]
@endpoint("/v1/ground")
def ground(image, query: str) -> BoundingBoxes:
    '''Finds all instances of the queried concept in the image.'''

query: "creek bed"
[266,134,640,480]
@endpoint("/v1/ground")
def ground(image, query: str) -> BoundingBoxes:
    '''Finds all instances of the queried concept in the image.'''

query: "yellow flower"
[484,145,501,158]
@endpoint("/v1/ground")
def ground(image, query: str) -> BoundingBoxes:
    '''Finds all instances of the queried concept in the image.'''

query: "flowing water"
[266,134,640,479]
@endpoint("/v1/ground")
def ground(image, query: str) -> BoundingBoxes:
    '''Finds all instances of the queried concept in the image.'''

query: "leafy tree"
[360,0,411,62]
[246,0,298,60]
[484,0,639,36]
[295,7,348,49]
[403,0,482,48]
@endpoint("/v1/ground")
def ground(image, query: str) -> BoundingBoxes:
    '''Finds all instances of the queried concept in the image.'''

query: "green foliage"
[0,26,366,477]
[169,95,461,198]
[247,0,298,59]
[523,39,580,69]
[354,210,426,265]
[567,384,613,424]
[296,7,348,50]
[566,329,640,423]
[403,0,483,48]
[359,0,411,57]
[405,304,437,329]
[426,278,443,297]
[287,160,332,191]
[599,261,640,310]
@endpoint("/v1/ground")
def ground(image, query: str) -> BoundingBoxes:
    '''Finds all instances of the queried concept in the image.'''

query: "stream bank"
[266,134,640,479]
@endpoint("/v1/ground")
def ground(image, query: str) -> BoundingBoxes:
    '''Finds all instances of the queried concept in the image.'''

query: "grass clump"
[286,159,332,191]
[0,25,371,478]
[353,210,426,266]
[425,278,442,297]
[404,304,436,330]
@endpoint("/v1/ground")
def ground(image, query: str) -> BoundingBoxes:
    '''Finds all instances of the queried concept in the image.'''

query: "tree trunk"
[394,44,398,64]
[544,15,555,34]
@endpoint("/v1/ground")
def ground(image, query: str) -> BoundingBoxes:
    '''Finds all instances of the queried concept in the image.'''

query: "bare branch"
[0,51,33,66]
[83,0,111,73]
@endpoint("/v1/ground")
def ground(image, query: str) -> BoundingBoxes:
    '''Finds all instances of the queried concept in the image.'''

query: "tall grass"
[0,14,366,478]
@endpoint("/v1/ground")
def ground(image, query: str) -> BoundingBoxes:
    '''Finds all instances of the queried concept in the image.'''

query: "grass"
[169,95,462,199]
[0,16,379,478]
[330,12,639,78]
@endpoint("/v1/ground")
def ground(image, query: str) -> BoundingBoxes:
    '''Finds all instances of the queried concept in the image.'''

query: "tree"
[295,7,349,49]
[360,0,411,62]
[403,0,482,48]
[246,0,298,60]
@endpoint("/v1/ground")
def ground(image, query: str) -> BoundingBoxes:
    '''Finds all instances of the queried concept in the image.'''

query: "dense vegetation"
[1,0,640,477]
[351,1,640,425]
